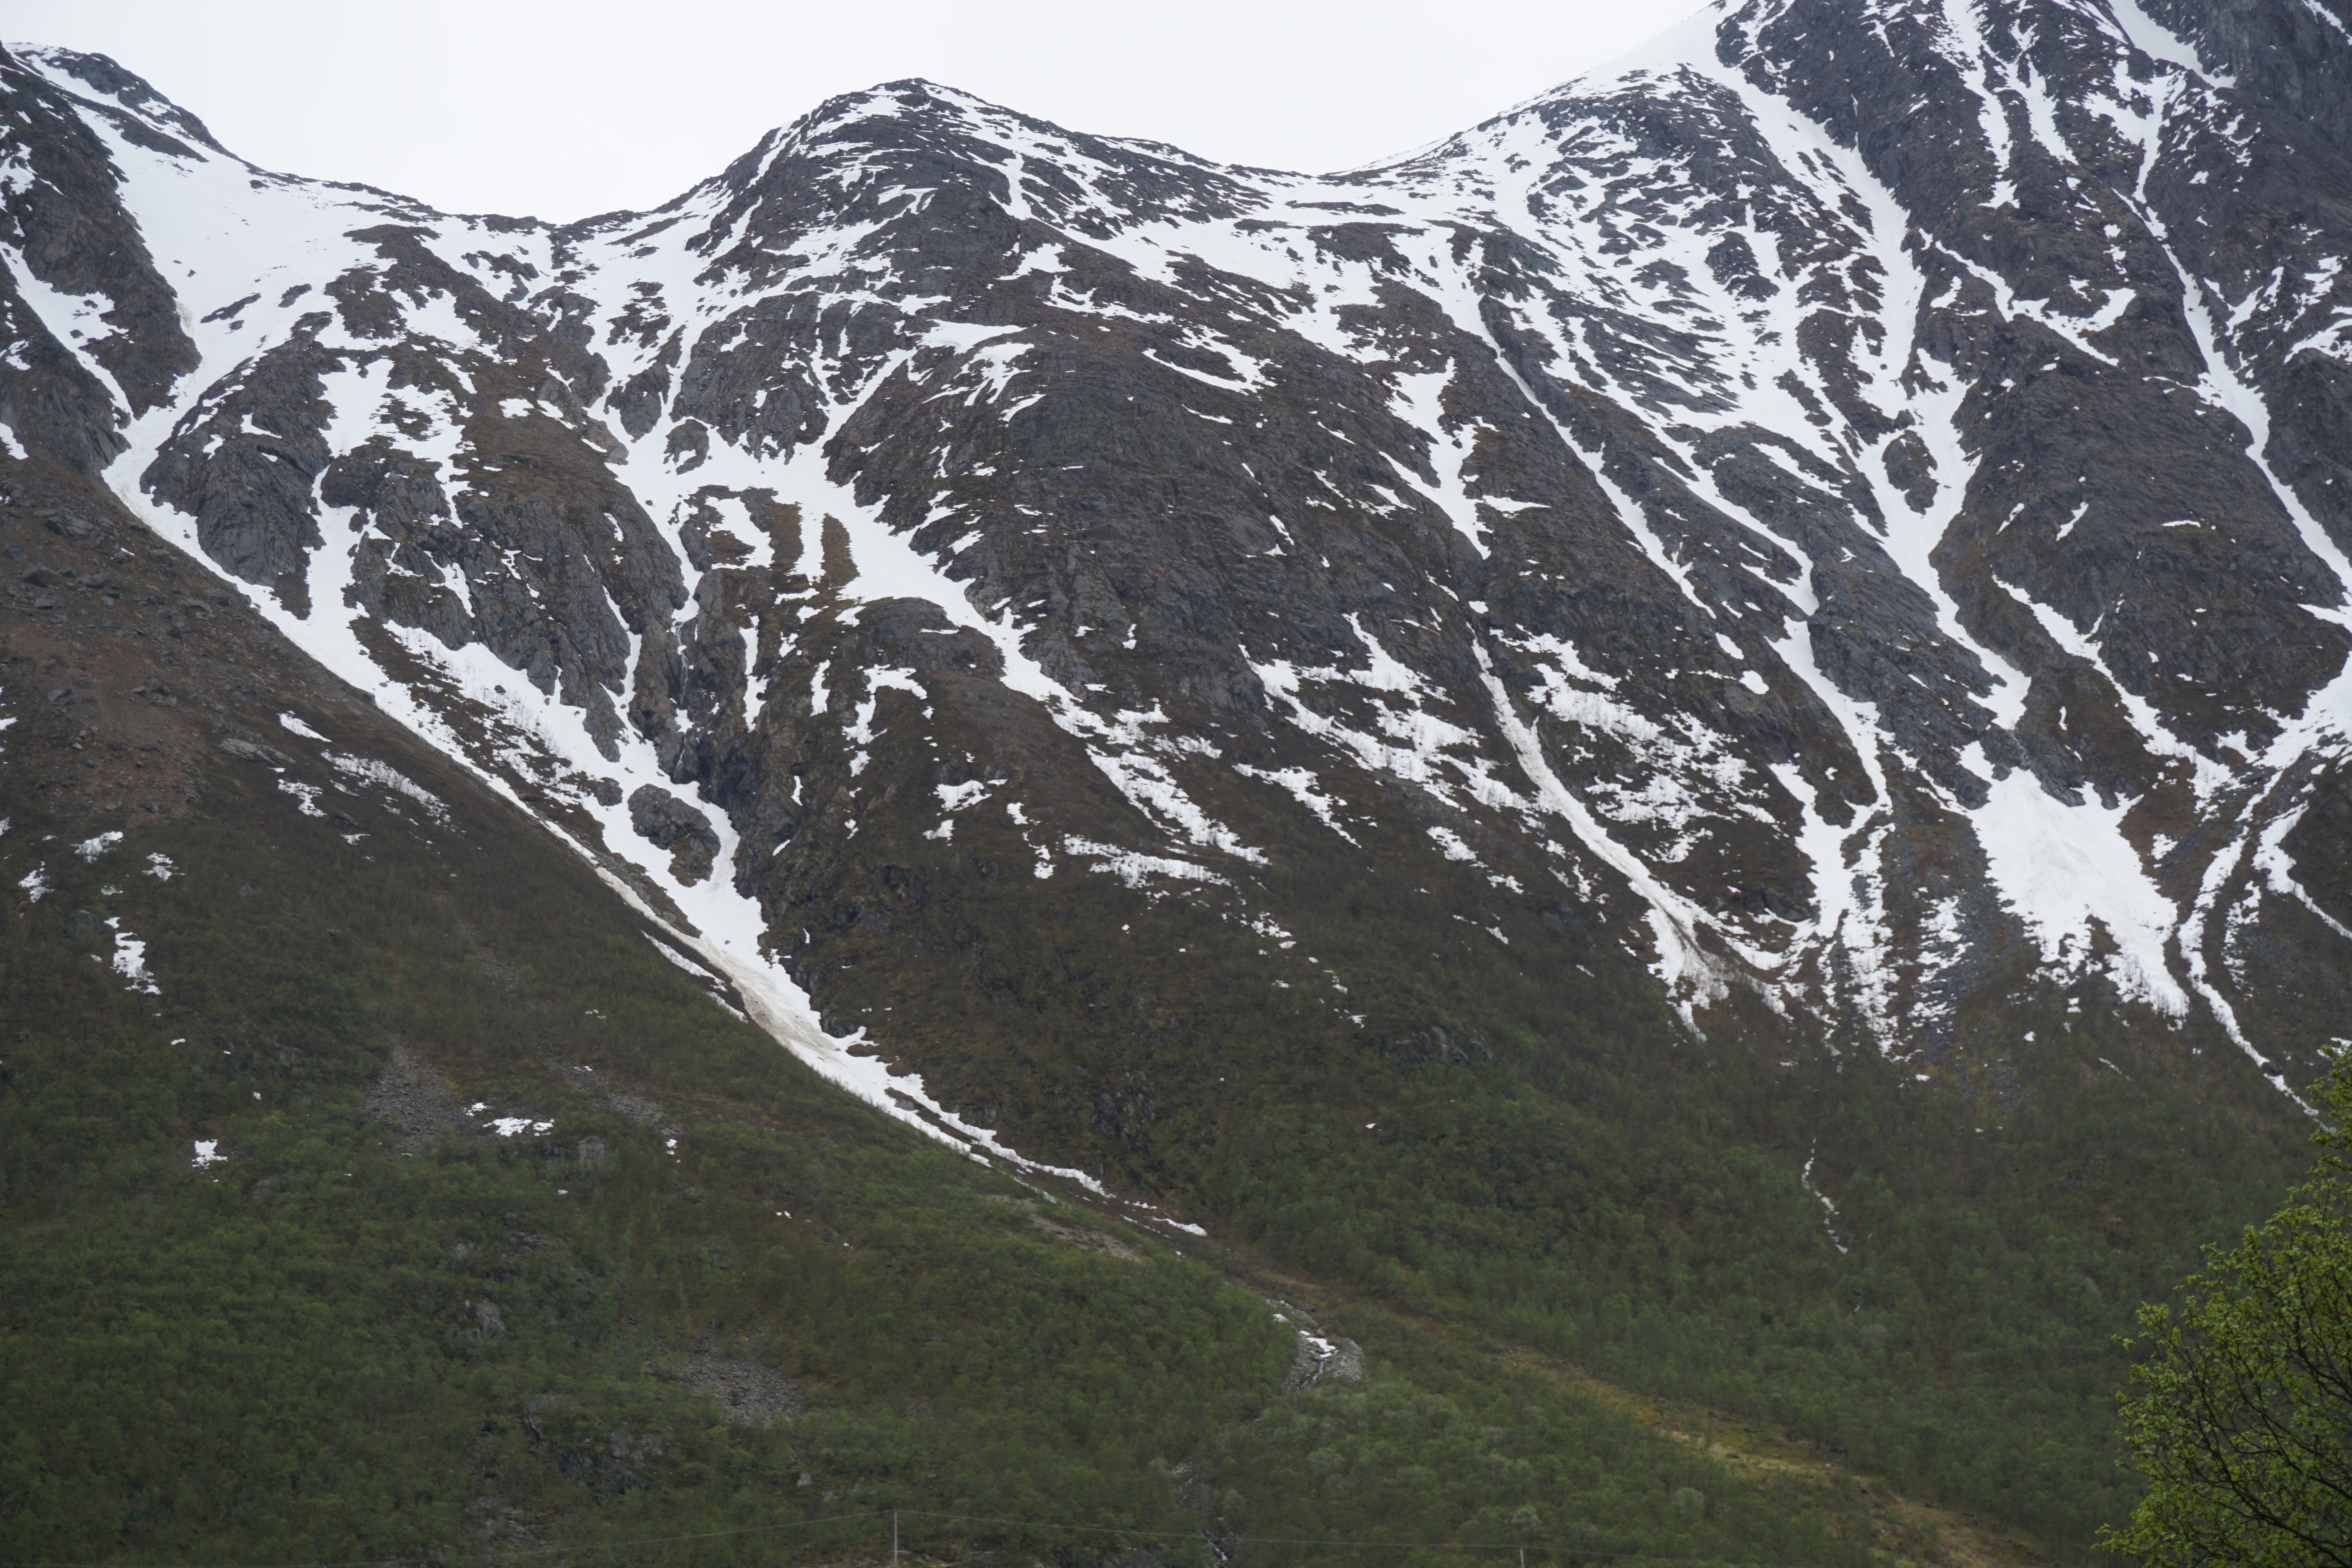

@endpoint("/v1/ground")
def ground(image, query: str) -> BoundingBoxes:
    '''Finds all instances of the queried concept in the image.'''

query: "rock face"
[4,0,2351,1171]
[627,783,720,883]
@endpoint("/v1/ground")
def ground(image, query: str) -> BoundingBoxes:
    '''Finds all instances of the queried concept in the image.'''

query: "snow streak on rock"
[4,0,2349,1118]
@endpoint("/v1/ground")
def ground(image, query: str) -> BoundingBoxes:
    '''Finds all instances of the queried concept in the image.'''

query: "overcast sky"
[12,0,1707,221]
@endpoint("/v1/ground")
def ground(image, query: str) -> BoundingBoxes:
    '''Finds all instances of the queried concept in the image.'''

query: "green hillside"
[0,737,1887,1567]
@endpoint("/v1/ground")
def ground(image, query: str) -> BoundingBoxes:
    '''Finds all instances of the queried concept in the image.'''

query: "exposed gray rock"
[9,0,2352,1152]
[218,736,294,768]
[628,783,719,884]
[364,1040,474,1153]
[680,1352,801,1426]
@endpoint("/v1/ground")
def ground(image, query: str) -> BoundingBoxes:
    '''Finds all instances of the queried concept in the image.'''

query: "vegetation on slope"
[0,758,1892,1568]
[2107,1060,2352,1566]
[0,480,2325,1565]
[811,775,2316,1555]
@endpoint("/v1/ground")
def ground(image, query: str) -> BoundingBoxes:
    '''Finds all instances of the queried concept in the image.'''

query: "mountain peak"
[9,5,2352,1546]
[7,0,2352,1162]
[5,42,232,157]
[13,0,2352,1066]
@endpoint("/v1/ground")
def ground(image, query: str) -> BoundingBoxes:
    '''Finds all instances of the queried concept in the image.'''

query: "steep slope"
[4,0,2350,1549]
[2,460,1921,1568]
[9,0,2350,1108]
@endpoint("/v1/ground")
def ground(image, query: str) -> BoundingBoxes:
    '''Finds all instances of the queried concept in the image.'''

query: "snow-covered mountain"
[5,0,2350,1174]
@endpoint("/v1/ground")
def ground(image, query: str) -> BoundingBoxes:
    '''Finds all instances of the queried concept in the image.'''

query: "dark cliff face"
[3,0,2350,1177]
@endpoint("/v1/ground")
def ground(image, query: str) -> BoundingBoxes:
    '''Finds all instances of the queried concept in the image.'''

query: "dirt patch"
[982,1193,1144,1261]
[1490,1342,2054,1568]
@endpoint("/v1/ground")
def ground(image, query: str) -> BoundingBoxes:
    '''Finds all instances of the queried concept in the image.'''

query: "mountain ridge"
[10,0,2352,1151]
[6,1,2352,1546]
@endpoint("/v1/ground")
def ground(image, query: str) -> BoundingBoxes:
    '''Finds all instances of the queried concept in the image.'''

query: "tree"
[2107,1067,2352,1567]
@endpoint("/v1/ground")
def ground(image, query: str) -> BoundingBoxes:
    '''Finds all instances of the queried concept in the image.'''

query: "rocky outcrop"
[628,784,720,884]
[4,0,2351,1169]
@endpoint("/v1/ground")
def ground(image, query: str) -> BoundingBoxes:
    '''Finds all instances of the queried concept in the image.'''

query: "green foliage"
[0,785,1281,1564]
[1207,1372,1876,1568]
[2106,1065,2352,1567]
[0,779,1867,1567]
[829,799,2310,1555]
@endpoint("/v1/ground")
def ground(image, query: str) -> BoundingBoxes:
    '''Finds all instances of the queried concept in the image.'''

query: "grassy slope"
[0,714,1900,1568]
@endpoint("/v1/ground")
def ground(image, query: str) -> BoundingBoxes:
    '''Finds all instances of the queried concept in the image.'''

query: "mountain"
[4,0,2351,1555]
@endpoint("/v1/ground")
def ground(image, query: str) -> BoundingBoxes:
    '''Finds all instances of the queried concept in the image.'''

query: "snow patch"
[488,1116,555,1138]
[1971,773,2189,1015]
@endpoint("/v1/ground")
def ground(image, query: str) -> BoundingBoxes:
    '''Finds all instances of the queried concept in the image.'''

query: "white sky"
[11,0,1706,222]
